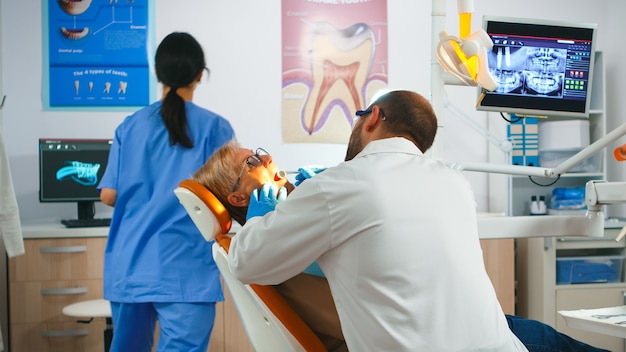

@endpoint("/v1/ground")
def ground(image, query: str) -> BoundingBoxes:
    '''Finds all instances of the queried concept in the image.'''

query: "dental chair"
[174,179,327,352]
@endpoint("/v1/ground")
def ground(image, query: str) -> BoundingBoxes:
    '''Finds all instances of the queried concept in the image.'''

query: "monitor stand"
[77,201,96,220]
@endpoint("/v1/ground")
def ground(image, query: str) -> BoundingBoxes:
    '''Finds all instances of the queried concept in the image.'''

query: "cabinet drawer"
[9,238,106,282]
[10,279,104,324]
[10,320,106,352]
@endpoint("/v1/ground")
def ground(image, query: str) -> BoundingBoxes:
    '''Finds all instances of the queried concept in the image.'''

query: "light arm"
[477,180,614,239]
[454,122,626,178]
[462,123,626,239]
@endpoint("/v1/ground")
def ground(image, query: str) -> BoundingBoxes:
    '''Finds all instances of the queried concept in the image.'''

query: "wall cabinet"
[508,51,606,218]
[8,237,107,352]
[514,52,626,351]
[517,233,626,352]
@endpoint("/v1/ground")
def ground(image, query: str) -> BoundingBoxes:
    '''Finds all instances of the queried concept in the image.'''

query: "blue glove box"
[556,255,624,284]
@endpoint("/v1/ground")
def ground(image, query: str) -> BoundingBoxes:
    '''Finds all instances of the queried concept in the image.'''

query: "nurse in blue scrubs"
[98,32,235,352]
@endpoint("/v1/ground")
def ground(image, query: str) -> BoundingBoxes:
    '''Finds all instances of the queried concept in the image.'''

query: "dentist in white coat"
[227,90,527,351]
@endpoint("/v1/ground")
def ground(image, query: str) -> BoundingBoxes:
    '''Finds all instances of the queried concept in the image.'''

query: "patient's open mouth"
[57,0,93,15]
[61,27,90,40]
[274,170,287,181]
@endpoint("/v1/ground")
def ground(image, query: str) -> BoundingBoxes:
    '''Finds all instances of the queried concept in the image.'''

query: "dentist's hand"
[245,182,287,221]
[294,165,327,186]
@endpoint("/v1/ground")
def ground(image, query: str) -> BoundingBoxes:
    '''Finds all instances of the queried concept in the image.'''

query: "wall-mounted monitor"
[477,16,597,118]
[39,138,112,221]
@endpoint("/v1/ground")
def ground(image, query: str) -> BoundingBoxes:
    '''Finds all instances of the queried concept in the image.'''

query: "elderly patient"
[192,140,346,352]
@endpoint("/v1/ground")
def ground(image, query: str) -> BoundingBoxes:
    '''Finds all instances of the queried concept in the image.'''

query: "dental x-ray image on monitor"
[39,138,112,221]
[477,16,597,118]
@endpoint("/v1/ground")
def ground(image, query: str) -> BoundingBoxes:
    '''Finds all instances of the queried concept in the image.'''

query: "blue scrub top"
[98,101,235,303]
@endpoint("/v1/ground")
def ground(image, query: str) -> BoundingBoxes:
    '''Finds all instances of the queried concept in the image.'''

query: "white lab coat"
[0,124,24,352]
[229,137,527,351]
[0,126,23,258]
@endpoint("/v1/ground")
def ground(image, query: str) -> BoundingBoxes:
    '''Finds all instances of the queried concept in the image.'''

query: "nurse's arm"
[100,188,117,207]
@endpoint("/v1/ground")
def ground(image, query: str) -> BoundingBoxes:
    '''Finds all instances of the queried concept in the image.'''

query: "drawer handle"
[42,329,88,337]
[40,245,87,253]
[41,287,88,295]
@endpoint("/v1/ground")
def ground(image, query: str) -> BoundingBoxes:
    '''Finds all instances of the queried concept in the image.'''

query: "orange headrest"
[177,179,232,235]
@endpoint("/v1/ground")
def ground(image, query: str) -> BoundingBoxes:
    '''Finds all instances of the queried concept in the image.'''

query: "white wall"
[3,1,625,225]
[0,0,7,347]
[603,0,626,216]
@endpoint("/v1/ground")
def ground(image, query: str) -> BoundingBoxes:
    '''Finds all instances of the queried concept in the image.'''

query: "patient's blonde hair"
[192,140,248,225]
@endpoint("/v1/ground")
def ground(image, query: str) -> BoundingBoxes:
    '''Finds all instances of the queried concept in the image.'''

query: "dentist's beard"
[345,123,364,161]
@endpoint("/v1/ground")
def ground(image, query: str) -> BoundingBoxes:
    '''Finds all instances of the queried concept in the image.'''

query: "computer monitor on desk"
[39,139,112,226]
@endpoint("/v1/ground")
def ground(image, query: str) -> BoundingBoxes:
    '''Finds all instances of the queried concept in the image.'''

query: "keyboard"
[61,218,112,228]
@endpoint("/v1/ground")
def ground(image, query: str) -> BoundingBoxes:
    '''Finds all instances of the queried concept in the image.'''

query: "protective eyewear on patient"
[232,148,269,191]
[353,106,387,127]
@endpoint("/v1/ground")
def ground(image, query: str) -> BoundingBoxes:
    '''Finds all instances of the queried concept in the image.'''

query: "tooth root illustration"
[308,61,361,133]
[89,81,94,93]
[74,80,80,95]
[118,81,128,94]
[303,22,375,135]
[104,82,111,94]
[60,27,90,40]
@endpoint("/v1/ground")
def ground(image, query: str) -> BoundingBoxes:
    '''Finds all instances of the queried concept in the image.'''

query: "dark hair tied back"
[155,32,207,148]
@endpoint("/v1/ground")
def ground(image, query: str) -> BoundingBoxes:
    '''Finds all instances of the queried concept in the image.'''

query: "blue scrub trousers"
[109,301,216,352]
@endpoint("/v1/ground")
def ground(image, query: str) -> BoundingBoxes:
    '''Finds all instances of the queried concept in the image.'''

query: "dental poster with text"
[282,0,389,143]
[47,0,150,107]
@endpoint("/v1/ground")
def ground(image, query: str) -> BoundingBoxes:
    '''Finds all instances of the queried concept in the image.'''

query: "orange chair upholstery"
[175,180,326,352]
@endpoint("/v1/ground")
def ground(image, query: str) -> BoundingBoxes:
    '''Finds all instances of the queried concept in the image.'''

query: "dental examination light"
[435,0,497,91]
[429,2,626,241]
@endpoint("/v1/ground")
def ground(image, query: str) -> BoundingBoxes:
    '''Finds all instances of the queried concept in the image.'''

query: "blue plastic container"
[556,256,624,284]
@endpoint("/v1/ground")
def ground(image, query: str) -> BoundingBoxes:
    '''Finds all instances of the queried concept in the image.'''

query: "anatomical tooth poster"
[281,0,389,143]
[45,0,153,108]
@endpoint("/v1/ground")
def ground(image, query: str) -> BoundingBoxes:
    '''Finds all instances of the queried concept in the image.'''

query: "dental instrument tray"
[559,305,626,338]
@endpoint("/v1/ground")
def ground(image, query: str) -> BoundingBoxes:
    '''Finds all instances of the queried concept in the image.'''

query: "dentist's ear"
[364,105,383,132]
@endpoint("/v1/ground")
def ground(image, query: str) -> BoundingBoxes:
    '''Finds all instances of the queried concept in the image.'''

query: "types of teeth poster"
[281,0,389,143]
[45,0,152,108]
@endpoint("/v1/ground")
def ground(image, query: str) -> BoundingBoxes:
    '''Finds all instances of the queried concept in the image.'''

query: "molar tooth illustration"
[103,82,111,94]
[303,22,375,134]
[118,81,128,94]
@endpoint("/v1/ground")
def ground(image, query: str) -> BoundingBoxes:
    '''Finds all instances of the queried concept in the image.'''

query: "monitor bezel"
[38,138,112,203]
[477,16,598,118]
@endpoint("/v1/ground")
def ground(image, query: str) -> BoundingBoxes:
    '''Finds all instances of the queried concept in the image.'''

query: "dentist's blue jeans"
[506,314,610,352]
